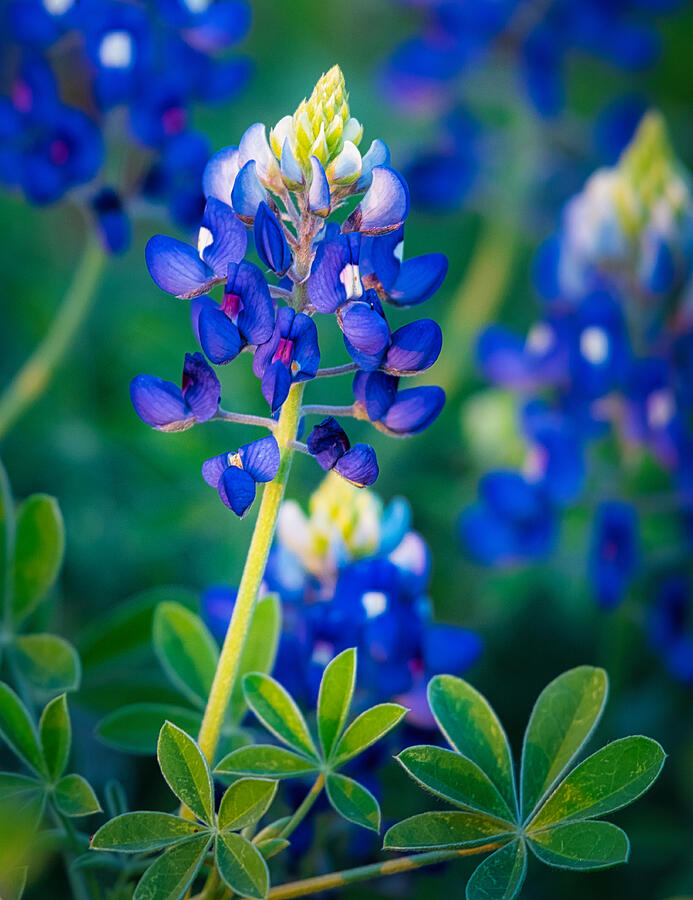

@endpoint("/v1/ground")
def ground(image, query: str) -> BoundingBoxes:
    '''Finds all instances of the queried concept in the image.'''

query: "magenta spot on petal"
[602,540,619,561]
[49,139,70,166]
[181,371,193,394]
[272,337,294,366]
[222,291,243,320]
[12,81,33,113]
[161,106,187,136]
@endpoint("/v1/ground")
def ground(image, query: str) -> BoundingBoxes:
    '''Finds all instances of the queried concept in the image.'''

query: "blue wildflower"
[252,308,320,413]
[353,371,445,436]
[130,351,220,432]
[589,501,639,609]
[202,434,280,517]
[306,418,379,487]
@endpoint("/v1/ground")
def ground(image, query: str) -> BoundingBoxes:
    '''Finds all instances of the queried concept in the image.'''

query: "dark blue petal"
[306,417,350,470]
[353,370,399,421]
[379,386,445,435]
[231,159,267,221]
[145,234,215,298]
[182,351,220,422]
[202,452,229,488]
[388,254,448,306]
[228,260,276,346]
[334,444,379,487]
[261,360,291,413]
[339,299,390,371]
[199,197,247,275]
[307,235,350,314]
[190,295,217,346]
[308,156,330,217]
[384,320,442,374]
[199,306,243,364]
[219,465,257,517]
[130,375,191,431]
[239,434,280,482]
[290,313,320,380]
[254,201,292,275]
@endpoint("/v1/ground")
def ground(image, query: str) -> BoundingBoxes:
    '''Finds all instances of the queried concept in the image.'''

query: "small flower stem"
[267,844,506,899]
[213,409,277,430]
[193,383,305,771]
[301,404,356,418]
[287,440,309,455]
[315,363,358,378]
[0,234,106,441]
[278,773,325,840]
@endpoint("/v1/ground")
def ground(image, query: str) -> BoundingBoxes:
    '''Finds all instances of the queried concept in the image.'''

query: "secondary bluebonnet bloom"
[588,502,639,609]
[1,0,251,249]
[130,352,220,432]
[202,435,280,517]
[135,67,447,516]
[648,577,693,684]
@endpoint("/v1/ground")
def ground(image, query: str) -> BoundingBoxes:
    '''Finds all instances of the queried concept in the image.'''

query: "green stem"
[0,235,106,440]
[194,383,305,767]
[267,844,505,899]
[278,773,325,840]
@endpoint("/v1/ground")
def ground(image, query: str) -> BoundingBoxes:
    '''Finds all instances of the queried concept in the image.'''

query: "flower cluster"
[0,0,251,249]
[133,66,447,516]
[461,111,693,665]
[203,471,482,719]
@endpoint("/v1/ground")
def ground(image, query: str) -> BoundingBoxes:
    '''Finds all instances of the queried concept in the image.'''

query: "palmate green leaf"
[428,676,516,816]
[530,736,666,829]
[96,703,202,755]
[383,811,516,851]
[529,821,629,870]
[243,673,318,760]
[216,831,270,900]
[0,774,46,830]
[91,812,206,853]
[520,666,608,821]
[153,602,219,708]
[229,594,282,725]
[332,703,407,767]
[134,832,212,900]
[215,745,319,779]
[466,840,527,900]
[396,746,514,822]
[317,648,356,760]
[12,494,64,625]
[54,773,101,817]
[13,634,81,695]
[218,778,278,831]
[39,694,71,781]
[157,722,214,825]
[0,772,42,800]
[326,773,380,832]
[0,458,14,617]
[78,587,197,673]
[0,682,46,776]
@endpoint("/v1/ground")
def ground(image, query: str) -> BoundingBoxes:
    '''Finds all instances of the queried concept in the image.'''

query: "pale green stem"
[194,383,305,769]
[301,404,356,418]
[0,235,106,440]
[278,773,325,840]
[267,844,507,899]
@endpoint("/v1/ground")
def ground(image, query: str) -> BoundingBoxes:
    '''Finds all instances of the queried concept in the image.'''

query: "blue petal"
[254,201,292,275]
[384,320,442,374]
[389,254,448,306]
[202,452,230,488]
[231,159,267,221]
[334,444,379,487]
[199,306,243,364]
[145,235,215,299]
[290,313,321,380]
[379,386,445,435]
[339,298,390,371]
[308,156,330,217]
[190,295,217,346]
[227,260,276,346]
[306,417,350,470]
[353,370,398,421]
[357,139,391,190]
[130,375,191,431]
[202,145,240,203]
[219,465,257,517]
[199,197,247,275]
[239,434,280,482]
[307,235,350,314]
[261,359,291,413]
[347,167,410,235]
[182,352,220,422]
[423,625,483,676]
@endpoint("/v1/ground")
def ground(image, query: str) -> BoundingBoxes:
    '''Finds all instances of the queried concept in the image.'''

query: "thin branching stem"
[301,404,357,418]
[213,409,277,430]
[314,363,358,378]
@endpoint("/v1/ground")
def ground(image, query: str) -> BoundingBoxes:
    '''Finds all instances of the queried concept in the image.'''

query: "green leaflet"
[39,694,71,781]
[520,666,608,821]
[13,634,81,696]
[317,648,356,760]
[0,458,14,616]
[383,811,515,851]
[134,833,212,900]
[153,602,219,708]
[528,821,630,870]
[530,736,666,828]
[157,723,214,825]
[332,703,407,766]
[229,594,282,725]
[96,703,202,755]
[397,745,514,821]
[216,831,270,900]
[12,494,64,625]
[427,675,516,815]
[218,778,278,831]
[243,673,318,760]
[0,682,46,776]
[54,773,102,817]
[326,772,380,832]
[91,812,205,853]
[215,744,319,779]
[466,840,527,900]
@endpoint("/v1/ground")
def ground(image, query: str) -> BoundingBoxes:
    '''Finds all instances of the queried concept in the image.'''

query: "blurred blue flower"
[589,502,639,609]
